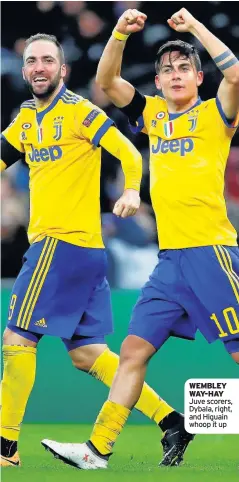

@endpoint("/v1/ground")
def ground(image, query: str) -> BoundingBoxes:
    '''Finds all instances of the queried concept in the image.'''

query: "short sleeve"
[1,113,24,153]
[215,97,239,136]
[74,100,114,147]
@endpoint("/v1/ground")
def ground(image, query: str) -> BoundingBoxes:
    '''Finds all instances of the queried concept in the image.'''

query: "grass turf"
[2,425,238,482]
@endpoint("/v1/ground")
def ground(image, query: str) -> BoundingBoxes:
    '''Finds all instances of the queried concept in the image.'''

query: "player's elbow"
[95,75,113,93]
[234,75,239,87]
[227,70,239,86]
[132,150,143,167]
[95,69,120,92]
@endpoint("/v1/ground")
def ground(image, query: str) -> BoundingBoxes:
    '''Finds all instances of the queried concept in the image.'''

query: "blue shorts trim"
[223,338,239,354]
[8,325,106,351]
[9,325,43,343]
[62,335,106,351]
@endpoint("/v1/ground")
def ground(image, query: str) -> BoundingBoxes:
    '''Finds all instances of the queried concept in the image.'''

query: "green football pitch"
[2,425,238,482]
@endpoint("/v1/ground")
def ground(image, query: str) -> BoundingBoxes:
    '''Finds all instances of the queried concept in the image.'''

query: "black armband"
[119,89,146,124]
[1,134,24,168]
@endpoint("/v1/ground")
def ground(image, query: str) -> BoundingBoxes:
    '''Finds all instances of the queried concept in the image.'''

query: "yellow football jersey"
[2,85,115,248]
[136,95,238,249]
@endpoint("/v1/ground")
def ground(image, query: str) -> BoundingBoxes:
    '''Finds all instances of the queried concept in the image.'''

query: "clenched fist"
[167,8,199,33]
[115,9,147,35]
[113,189,140,218]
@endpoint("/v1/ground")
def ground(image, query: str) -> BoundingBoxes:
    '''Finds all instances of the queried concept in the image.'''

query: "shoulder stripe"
[21,99,35,105]
[65,89,81,99]
[21,105,36,110]
[62,93,82,104]
[21,105,35,108]
[63,95,81,103]
[61,98,79,105]
[21,99,36,110]
[62,94,81,102]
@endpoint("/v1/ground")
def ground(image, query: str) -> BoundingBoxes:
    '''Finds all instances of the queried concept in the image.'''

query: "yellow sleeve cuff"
[112,29,130,41]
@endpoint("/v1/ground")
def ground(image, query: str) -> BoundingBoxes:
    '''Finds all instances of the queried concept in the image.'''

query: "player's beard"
[25,70,62,99]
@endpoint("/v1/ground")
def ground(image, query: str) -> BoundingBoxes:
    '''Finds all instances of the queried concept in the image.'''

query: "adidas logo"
[34,318,47,327]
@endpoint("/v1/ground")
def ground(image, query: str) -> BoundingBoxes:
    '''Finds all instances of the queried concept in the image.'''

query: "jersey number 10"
[211,307,239,338]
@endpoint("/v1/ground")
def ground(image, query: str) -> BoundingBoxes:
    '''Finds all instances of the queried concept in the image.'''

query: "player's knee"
[70,344,107,372]
[72,355,93,372]
[231,352,239,364]
[119,335,155,368]
[2,327,36,347]
[3,327,17,345]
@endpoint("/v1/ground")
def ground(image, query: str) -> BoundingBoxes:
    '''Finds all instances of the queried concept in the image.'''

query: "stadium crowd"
[1,1,239,286]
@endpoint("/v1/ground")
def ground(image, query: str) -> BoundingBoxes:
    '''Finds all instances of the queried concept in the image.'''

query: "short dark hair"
[24,33,65,65]
[155,39,201,73]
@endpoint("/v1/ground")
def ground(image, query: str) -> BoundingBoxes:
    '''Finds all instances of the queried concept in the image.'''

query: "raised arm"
[96,9,147,107]
[167,8,239,120]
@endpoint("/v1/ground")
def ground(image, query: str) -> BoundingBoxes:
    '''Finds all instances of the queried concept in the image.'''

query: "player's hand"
[113,189,140,218]
[115,9,147,35]
[167,8,199,33]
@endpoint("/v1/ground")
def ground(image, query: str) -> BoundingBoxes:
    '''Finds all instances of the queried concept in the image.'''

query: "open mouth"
[33,77,48,85]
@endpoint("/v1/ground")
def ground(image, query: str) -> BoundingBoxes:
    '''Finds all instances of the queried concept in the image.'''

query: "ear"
[22,67,26,81]
[61,64,67,79]
[197,70,204,87]
[155,74,162,90]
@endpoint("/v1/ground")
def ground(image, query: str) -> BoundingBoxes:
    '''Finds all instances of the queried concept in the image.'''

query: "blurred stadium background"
[1,3,239,476]
[1,1,239,285]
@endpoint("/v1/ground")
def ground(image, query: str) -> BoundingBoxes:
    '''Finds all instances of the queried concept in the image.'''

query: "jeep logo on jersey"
[28,145,63,162]
[151,137,194,156]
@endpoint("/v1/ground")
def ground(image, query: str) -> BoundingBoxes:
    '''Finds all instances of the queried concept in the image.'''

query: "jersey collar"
[168,97,202,121]
[36,84,66,125]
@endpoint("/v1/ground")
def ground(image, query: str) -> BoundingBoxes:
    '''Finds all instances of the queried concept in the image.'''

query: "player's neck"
[33,81,64,109]
[167,95,199,114]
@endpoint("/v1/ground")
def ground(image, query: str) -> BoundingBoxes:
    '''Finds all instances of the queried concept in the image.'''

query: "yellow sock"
[89,348,174,425]
[136,384,174,425]
[90,400,130,455]
[1,345,36,441]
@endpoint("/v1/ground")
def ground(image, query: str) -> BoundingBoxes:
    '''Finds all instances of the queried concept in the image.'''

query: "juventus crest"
[53,116,64,141]
[187,110,199,132]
